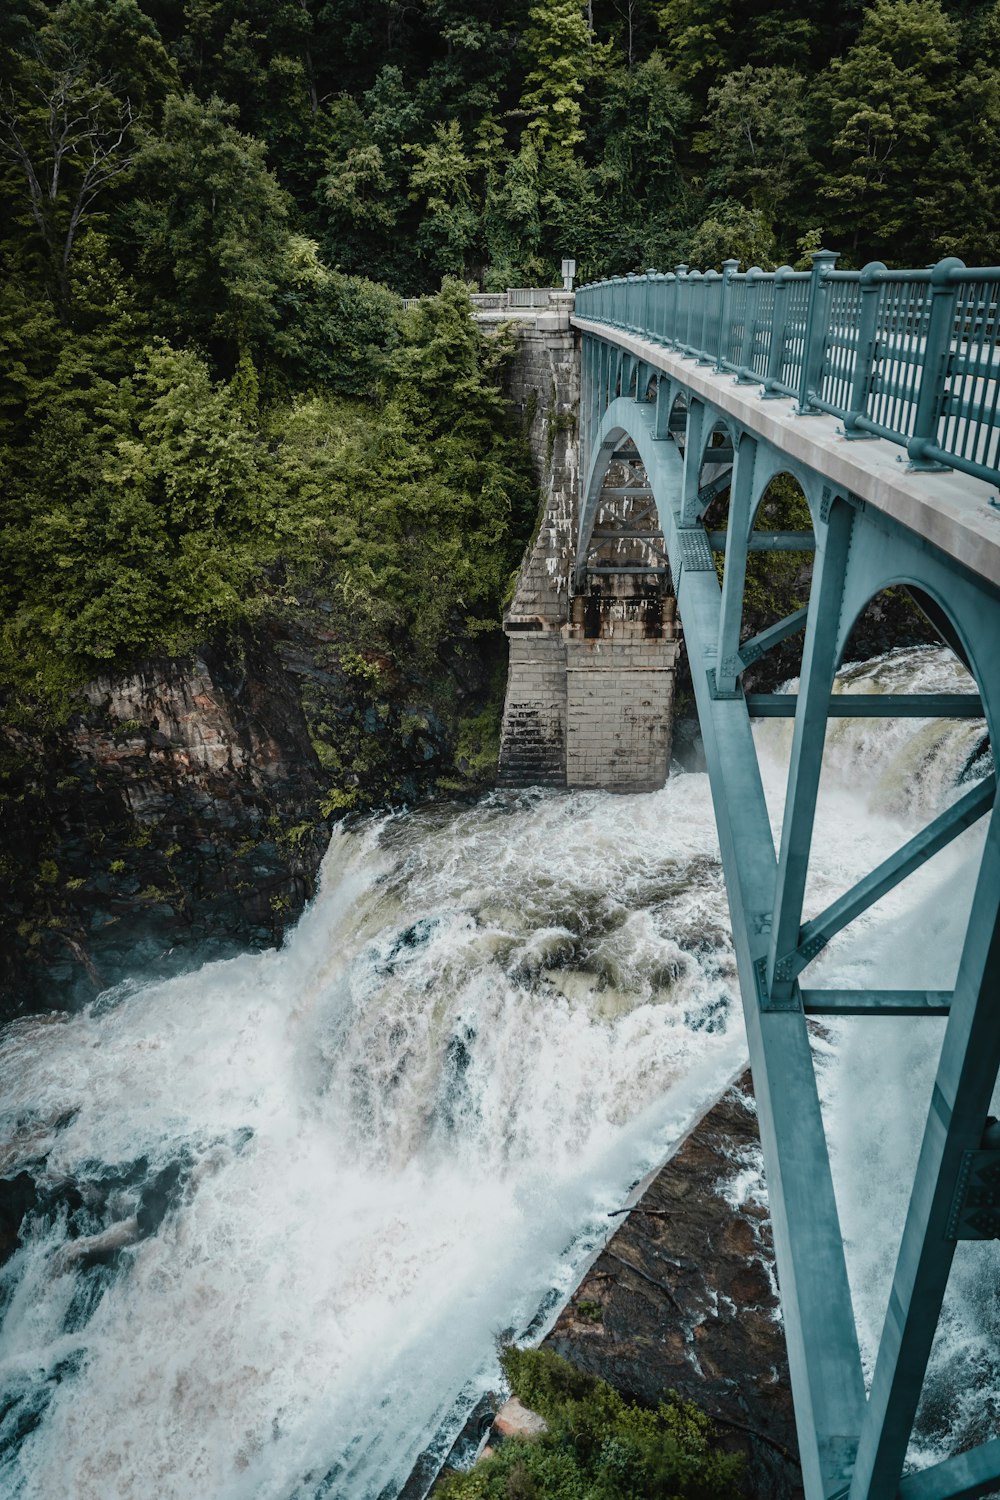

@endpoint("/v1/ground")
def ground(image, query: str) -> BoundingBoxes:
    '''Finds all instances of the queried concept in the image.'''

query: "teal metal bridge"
[572,254,1000,1500]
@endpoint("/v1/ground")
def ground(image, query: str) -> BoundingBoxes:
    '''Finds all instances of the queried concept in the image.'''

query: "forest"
[1,0,998,724]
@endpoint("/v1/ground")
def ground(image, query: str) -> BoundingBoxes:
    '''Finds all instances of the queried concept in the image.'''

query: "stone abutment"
[489,298,679,792]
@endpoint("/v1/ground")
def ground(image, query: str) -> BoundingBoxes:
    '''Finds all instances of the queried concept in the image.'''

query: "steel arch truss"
[578,338,1000,1500]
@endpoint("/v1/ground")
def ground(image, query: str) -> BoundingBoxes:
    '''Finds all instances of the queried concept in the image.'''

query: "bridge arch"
[748,449,825,533]
[665,387,687,434]
[699,413,737,458]
[836,572,999,750]
[577,401,675,577]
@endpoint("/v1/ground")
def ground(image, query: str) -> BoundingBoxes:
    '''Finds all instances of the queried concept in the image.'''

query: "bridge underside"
[570,330,1000,1500]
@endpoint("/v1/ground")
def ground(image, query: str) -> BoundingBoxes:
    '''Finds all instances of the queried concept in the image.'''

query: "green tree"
[440,1346,742,1499]
[521,0,606,162]
[268,233,400,394]
[0,340,275,704]
[656,0,735,89]
[130,92,292,358]
[915,59,1000,262]
[406,120,479,279]
[274,279,535,665]
[687,199,778,269]
[701,65,811,224]
[814,0,960,261]
[483,139,546,285]
[0,44,136,312]
[589,50,691,272]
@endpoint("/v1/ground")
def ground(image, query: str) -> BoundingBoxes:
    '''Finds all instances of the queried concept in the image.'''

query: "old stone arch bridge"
[495,257,1000,1500]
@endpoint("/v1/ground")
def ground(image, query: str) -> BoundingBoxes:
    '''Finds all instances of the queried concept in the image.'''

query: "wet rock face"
[543,1074,803,1500]
[1,607,502,1018]
[0,630,328,1017]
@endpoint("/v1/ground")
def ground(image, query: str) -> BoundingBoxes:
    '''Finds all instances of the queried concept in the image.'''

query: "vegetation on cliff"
[440,1347,742,1498]
[2,0,994,730]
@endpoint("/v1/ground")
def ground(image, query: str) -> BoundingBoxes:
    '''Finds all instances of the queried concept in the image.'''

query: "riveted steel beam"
[847,805,1000,1500]
[746,694,984,718]
[708,530,816,551]
[775,778,995,984]
[739,606,810,666]
[896,1438,1000,1500]
[800,991,952,1016]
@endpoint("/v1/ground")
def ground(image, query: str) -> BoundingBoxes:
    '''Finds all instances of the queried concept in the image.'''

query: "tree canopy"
[1,0,996,727]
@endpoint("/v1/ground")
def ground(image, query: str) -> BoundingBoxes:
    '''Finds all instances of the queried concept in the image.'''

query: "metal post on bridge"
[715,435,757,691]
[671,265,687,349]
[736,267,764,384]
[716,259,739,373]
[797,248,838,414]
[699,270,721,364]
[906,257,964,471]
[842,261,888,439]
[763,265,795,398]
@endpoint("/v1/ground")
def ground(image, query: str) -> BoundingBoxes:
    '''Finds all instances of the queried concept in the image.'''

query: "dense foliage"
[3,0,997,308]
[440,1346,742,1498]
[1,0,995,726]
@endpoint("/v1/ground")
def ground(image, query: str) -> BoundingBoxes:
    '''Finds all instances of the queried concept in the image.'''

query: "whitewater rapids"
[0,645,995,1496]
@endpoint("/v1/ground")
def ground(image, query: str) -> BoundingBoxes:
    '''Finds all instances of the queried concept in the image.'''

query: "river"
[0,645,995,1497]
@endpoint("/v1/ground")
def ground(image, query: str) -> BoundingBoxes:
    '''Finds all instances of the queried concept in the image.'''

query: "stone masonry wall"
[564,629,679,791]
[496,305,580,786]
[497,632,567,786]
[496,303,680,794]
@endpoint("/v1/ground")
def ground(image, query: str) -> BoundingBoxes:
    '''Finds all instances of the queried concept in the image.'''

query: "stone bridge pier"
[485,293,680,791]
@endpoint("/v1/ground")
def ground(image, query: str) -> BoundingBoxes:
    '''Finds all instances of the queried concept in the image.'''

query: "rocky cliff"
[0,629,328,1014]
[542,1073,803,1500]
[0,604,500,1017]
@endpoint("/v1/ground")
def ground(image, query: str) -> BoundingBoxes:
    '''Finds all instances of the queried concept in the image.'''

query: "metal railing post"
[737,267,764,383]
[763,265,795,398]
[671,264,687,349]
[652,271,667,342]
[717,258,740,372]
[685,270,702,354]
[699,270,720,363]
[843,260,888,439]
[907,256,964,469]
[797,248,839,413]
[625,272,638,333]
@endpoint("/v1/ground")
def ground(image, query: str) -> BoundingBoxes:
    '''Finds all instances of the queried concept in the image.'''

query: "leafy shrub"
[439,1347,742,1500]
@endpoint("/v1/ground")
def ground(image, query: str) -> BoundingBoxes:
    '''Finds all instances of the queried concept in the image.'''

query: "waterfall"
[0,645,993,1497]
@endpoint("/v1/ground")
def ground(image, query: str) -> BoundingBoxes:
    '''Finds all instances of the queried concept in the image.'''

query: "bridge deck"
[574,315,1000,591]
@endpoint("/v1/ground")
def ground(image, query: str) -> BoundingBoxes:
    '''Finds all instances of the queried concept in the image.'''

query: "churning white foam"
[0,644,992,1495]
[0,778,744,1499]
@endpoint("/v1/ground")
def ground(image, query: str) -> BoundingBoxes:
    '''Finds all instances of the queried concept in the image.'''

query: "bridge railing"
[575,254,1000,487]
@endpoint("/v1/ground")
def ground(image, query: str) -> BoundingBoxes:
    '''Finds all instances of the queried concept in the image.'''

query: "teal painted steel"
[707,529,815,550]
[575,254,1000,486]
[574,328,1000,1498]
[778,778,995,984]
[799,991,952,1016]
[896,1438,1000,1500]
[847,807,1000,1498]
[738,606,810,666]
[745,693,985,717]
[580,394,867,1498]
